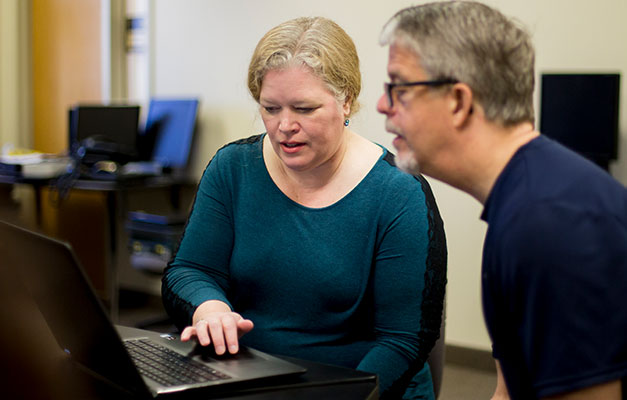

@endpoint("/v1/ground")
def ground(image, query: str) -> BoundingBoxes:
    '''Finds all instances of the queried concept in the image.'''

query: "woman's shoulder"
[347,145,428,217]
[200,134,264,181]
[347,134,416,186]
[371,148,423,189]
[204,134,263,169]
[214,134,264,159]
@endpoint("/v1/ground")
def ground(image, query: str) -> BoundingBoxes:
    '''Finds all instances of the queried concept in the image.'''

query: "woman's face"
[259,65,350,173]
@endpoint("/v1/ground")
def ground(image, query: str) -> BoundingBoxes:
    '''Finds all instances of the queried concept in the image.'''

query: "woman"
[162,17,446,399]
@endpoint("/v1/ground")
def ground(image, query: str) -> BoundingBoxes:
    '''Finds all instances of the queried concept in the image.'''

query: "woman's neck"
[263,130,383,208]
[264,131,351,192]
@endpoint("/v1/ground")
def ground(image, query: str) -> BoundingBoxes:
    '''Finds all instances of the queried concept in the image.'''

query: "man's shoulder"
[490,136,626,226]
[519,136,623,193]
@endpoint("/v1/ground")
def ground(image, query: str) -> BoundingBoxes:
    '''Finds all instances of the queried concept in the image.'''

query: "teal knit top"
[162,134,446,398]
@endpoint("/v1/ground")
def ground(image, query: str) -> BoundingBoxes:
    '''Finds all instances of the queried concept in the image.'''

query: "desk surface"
[0,173,51,185]
[0,171,194,187]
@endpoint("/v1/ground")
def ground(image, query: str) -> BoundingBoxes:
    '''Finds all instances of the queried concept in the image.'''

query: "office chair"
[427,298,446,399]
[416,172,448,399]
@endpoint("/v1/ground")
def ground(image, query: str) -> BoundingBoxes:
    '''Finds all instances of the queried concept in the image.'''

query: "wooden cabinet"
[32,0,107,293]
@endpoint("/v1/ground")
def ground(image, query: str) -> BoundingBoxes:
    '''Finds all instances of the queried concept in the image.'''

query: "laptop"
[0,220,306,398]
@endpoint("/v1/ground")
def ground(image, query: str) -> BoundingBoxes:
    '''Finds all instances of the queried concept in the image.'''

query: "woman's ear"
[450,83,474,128]
[342,97,352,117]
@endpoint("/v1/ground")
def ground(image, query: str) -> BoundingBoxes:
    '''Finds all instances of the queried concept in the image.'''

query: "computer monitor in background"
[540,73,620,171]
[140,98,199,173]
[69,104,141,165]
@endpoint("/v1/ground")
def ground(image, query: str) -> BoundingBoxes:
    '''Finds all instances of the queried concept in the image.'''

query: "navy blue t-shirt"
[481,135,627,399]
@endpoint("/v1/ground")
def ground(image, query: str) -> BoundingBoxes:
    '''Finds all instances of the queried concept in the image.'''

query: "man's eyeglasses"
[384,79,458,108]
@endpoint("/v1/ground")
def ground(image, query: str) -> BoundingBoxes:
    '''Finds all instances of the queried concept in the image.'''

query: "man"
[377,1,627,399]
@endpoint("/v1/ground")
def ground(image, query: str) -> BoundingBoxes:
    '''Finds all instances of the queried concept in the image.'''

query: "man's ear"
[450,83,474,128]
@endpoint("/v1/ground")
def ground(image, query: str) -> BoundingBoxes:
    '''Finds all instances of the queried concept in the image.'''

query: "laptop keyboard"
[124,339,231,387]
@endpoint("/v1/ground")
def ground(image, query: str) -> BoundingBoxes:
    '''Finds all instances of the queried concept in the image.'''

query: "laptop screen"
[1,221,147,395]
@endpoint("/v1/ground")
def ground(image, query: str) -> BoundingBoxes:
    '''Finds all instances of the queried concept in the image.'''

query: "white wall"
[149,0,627,351]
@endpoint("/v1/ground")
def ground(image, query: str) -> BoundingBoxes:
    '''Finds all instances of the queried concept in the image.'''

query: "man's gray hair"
[380,1,535,126]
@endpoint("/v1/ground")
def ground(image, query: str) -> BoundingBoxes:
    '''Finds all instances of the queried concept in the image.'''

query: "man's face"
[377,43,452,176]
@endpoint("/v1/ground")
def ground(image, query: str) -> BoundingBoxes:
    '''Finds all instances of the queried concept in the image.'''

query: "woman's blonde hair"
[248,17,361,116]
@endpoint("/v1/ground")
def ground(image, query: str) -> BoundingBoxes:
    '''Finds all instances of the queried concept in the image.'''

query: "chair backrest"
[426,299,446,399]
[412,172,447,399]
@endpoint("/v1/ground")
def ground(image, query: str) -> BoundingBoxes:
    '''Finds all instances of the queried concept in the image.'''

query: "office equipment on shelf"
[0,146,44,168]
[1,219,306,399]
[18,158,72,179]
[125,211,186,329]
[62,98,198,183]
[0,147,71,179]
[540,73,620,171]
[125,211,186,273]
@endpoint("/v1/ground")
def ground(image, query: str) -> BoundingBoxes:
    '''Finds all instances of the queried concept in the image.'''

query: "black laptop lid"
[0,220,148,395]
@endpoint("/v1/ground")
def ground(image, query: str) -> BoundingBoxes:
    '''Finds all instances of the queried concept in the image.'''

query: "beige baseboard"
[444,344,496,372]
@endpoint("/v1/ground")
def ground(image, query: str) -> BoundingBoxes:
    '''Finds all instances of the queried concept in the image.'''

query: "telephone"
[89,160,121,180]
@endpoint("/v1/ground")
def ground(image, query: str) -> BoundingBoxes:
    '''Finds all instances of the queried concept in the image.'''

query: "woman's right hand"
[180,300,254,355]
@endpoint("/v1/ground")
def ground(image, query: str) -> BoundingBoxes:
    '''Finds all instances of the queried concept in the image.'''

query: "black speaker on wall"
[540,73,620,171]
